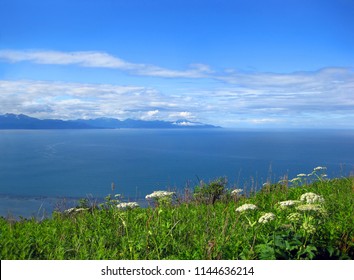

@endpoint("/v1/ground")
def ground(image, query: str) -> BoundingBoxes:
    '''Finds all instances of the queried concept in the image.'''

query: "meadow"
[0,167,353,260]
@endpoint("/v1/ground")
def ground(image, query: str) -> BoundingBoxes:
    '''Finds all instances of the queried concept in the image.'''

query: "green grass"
[0,174,353,260]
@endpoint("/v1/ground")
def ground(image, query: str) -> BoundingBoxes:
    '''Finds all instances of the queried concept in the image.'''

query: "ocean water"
[0,129,353,218]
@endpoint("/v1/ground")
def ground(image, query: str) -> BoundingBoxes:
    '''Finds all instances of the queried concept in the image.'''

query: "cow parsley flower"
[289,178,301,183]
[75,208,89,213]
[287,212,302,223]
[231,189,243,196]
[297,173,307,177]
[145,191,175,200]
[301,217,316,234]
[314,166,327,171]
[64,208,76,214]
[278,200,301,208]
[300,192,324,204]
[258,212,276,224]
[236,203,257,212]
[116,202,139,210]
[296,204,323,212]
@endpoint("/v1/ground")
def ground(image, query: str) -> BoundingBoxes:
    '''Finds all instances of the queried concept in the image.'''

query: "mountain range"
[0,114,219,129]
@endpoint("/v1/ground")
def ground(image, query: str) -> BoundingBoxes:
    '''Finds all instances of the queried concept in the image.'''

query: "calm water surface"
[0,129,353,217]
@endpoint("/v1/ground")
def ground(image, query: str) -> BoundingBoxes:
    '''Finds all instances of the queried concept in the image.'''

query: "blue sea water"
[0,129,353,218]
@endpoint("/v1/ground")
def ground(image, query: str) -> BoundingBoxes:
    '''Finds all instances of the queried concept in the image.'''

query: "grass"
[0,169,353,260]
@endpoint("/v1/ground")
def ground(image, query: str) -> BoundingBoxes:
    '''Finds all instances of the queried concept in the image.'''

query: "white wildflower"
[116,202,139,210]
[64,207,76,214]
[287,212,302,223]
[296,204,323,212]
[75,208,88,212]
[300,192,324,204]
[236,203,257,212]
[258,212,276,224]
[301,217,316,234]
[231,189,243,196]
[297,173,307,177]
[289,178,301,183]
[145,191,175,200]
[278,200,301,208]
[314,166,327,171]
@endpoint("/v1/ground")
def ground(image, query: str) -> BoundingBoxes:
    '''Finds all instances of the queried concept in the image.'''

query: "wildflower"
[258,212,276,224]
[278,200,301,208]
[287,212,302,223]
[301,217,316,234]
[76,208,88,211]
[116,202,139,210]
[231,189,243,196]
[277,179,287,184]
[236,203,257,212]
[64,208,76,214]
[297,173,307,177]
[289,178,301,183]
[296,204,323,212]
[314,166,327,171]
[300,192,324,204]
[145,191,175,200]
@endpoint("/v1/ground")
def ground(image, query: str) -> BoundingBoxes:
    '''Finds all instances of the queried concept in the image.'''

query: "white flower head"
[75,208,88,212]
[64,207,76,214]
[278,200,301,208]
[301,217,316,234]
[116,202,139,210]
[231,189,243,196]
[258,212,276,224]
[236,203,257,212]
[287,212,302,223]
[314,166,327,171]
[297,173,307,177]
[145,191,175,200]
[300,192,324,204]
[296,204,323,212]
[289,178,301,183]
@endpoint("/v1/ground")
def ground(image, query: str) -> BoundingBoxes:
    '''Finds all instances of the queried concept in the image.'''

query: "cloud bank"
[0,49,353,128]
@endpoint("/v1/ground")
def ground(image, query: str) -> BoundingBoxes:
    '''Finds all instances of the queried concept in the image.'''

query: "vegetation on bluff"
[0,167,353,260]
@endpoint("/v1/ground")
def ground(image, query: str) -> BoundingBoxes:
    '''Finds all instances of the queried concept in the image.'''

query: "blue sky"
[0,0,353,128]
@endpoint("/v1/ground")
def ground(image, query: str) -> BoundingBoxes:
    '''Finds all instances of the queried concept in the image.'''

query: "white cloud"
[0,50,211,78]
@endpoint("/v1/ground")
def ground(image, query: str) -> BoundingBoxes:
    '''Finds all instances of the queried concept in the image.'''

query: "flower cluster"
[296,204,324,212]
[64,207,88,214]
[300,192,324,204]
[145,191,175,200]
[287,212,302,223]
[116,202,139,210]
[235,203,257,212]
[278,200,301,208]
[258,212,276,224]
[301,217,316,234]
[231,189,243,196]
[313,166,327,172]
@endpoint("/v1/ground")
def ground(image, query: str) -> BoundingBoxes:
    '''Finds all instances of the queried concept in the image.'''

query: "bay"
[0,129,353,218]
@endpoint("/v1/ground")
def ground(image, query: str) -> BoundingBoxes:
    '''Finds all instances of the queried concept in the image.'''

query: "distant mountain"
[0,114,92,129]
[0,114,220,129]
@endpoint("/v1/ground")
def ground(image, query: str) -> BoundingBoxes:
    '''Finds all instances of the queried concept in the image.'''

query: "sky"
[0,0,353,128]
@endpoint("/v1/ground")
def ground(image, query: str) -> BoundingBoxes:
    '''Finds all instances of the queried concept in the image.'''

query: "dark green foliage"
[193,177,228,204]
